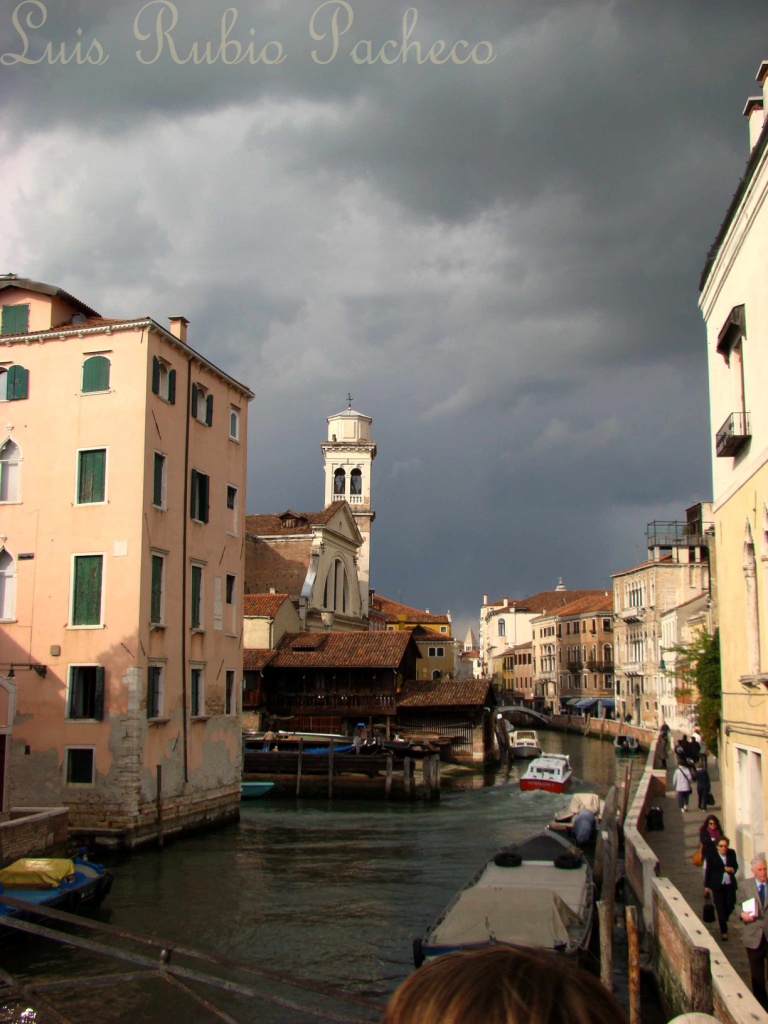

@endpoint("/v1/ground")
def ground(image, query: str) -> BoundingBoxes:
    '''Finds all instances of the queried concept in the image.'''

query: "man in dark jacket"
[695,764,711,810]
[741,856,768,1009]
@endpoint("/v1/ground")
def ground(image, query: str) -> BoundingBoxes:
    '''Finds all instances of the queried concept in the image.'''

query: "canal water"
[3,732,641,1023]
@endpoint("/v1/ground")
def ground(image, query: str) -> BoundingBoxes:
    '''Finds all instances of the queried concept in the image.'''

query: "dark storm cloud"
[1,0,765,637]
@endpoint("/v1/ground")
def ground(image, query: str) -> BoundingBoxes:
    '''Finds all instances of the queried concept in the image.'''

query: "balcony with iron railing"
[567,660,584,673]
[716,410,751,458]
[646,520,712,549]
[587,659,614,673]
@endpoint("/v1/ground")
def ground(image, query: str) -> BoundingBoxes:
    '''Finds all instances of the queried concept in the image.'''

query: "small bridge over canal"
[496,705,552,725]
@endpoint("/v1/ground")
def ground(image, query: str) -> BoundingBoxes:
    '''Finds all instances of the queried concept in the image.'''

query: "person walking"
[740,855,768,1009]
[704,835,739,940]
[695,764,712,810]
[699,814,723,857]
[672,760,693,811]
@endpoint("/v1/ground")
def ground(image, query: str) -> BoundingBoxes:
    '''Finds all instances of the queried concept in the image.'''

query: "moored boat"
[509,729,542,759]
[0,851,112,936]
[241,781,275,800]
[520,754,572,793]
[614,734,640,755]
[414,830,593,967]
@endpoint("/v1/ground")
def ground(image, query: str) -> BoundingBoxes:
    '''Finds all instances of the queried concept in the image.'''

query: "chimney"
[503,597,509,608]
[744,95,765,151]
[168,316,189,343]
[483,593,488,606]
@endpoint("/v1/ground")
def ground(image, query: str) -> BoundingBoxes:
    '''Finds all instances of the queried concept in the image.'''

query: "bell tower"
[322,397,376,616]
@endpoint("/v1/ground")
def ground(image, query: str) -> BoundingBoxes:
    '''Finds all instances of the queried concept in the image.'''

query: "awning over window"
[574,698,597,709]
[598,698,616,709]
[565,697,582,706]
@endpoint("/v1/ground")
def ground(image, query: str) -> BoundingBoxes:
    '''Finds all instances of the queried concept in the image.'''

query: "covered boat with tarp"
[0,851,113,936]
[414,831,593,967]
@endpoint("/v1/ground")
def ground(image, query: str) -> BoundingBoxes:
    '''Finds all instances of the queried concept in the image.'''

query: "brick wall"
[0,807,69,866]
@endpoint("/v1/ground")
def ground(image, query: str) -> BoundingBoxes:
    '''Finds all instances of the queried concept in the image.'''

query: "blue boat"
[241,781,275,800]
[0,850,113,936]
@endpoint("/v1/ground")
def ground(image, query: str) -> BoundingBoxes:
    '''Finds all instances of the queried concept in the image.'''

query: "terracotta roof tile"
[243,594,291,617]
[371,594,450,625]
[246,502,348,537]
[243,649,276,671]
[397,679,495,708]
[487,589,608,614]
[267,630,419,669]
[611,554,674,577]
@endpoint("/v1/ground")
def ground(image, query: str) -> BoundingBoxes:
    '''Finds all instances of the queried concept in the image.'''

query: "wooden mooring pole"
[295,738,304,798]
[327,739,334,799]
[626,904,641,1024]
[620,762,632,827]
[156,764,164,849]
[598,898,613,991]
[424,756,433,800]
[385,753,393,799]
[403,757,412,797]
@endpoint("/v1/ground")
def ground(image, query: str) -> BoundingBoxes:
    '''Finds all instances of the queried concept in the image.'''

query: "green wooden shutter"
[205,394,213,426]
[1,304,29,336]
[78,449,106,503]
[153,453,164,506]
[191,566,201,628]
[147,667,160,718]
[190,470,198,519]
[191,383,199,418]
[7,364,29,400]
[168,369,176,405]
[200,473,209,522]
[94,666,105,720]
[151,356,160,394]
[151,554,163,623]
[82,355,110,393]
[72,555,103,625]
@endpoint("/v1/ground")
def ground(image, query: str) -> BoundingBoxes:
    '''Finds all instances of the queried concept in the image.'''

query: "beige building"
[612,509,711,730]
[0,275,252,842]
[699,59,768,863]
[370,595,456,679]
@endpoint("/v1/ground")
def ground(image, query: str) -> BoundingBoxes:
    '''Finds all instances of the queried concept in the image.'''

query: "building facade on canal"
[612,507,712,731]
[0,275,252,842]
[699,59,768,864]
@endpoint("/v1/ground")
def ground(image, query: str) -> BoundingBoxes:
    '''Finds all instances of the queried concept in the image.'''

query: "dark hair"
[382,946,629,1024]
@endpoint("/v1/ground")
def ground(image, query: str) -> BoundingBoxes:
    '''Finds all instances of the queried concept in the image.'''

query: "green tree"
[662,628,721,755]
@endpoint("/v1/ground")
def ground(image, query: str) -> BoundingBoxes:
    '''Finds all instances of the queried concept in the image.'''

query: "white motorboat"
[520,754,573,793]
[509,729,542,759]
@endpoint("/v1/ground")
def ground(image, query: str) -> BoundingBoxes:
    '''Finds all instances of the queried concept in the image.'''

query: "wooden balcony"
[270,693,397,716]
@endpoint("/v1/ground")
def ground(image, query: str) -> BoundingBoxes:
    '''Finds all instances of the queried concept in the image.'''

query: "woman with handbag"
[672,760,693,811]
[704,835,739,940]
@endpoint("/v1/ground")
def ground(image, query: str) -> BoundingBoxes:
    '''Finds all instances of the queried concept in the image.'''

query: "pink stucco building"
[0,275,252,846]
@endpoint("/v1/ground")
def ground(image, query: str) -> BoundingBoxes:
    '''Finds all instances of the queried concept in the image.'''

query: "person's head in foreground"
[382,945,629,1024]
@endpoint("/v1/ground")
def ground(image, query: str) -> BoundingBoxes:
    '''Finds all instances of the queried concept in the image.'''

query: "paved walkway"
[643,756,754,990]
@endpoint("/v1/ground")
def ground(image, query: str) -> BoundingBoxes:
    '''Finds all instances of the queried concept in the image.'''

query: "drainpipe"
[180,353,193,783]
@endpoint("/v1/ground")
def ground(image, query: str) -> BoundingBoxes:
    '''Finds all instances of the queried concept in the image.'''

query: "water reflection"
[3,732,630,1023]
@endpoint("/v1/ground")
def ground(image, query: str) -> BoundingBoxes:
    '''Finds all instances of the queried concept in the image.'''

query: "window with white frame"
[190,469,209,523]
[151,356,176,404]
[225,669,236,715]
[190,563,204,630]
[147,664,164,718]
[67,665,104,720]
[0,549,16,620]
[0,438,20,502]
[225,573,236,634]
[70,554,104,626]
[0,364,29,401]
[226,485,238,534]
[65,747,95,785]
[190,665,204,716]
[498,618,506,637]
[76,448,107,504]
[150,552,165,626]
[191,383,213,426]
[229,407,240,441]
[153,452,167,509]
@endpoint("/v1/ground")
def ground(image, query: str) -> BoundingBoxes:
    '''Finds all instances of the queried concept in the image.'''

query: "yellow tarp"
[0,858,75,889]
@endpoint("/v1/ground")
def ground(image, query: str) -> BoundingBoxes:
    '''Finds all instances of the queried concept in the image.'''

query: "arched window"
[498,618,505,637]
[0,439,20,502]
[603,643,612,664]
[350,468,362,495]
[0,549,16,620]
[82,355,110,393]
[324,558,350,613]
[333,468,346,495]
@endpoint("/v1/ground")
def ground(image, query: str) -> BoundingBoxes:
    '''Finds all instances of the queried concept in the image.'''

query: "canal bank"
[624,737,768,1023]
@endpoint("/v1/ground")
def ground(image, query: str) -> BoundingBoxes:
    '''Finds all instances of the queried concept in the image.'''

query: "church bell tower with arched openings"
[322,398,376,616]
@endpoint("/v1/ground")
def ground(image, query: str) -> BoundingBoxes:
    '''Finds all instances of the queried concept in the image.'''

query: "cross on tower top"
[347,392,353,409]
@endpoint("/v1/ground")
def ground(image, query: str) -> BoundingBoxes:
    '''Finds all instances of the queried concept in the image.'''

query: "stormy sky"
[1,1,765,638]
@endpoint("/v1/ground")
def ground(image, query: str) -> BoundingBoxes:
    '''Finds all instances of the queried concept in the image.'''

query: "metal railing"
[715,410,750,457]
